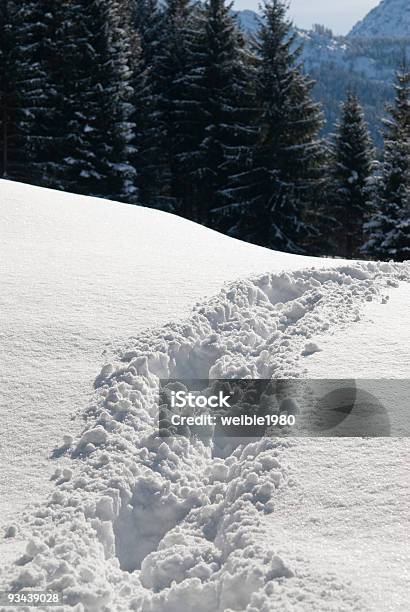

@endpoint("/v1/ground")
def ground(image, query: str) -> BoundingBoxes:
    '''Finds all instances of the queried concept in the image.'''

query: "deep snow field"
[0,180,409,611]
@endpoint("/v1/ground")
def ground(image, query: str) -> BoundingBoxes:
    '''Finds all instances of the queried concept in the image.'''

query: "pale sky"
[234,0,381,35]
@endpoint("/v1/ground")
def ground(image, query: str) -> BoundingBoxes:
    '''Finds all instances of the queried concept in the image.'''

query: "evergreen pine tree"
[130,0,163,66]
[193,0,256,225]
[129,0,169,208]
[0,0,58,184]
[155,0,201,217]
[223,0,324,253]
[53,0,137,202]
[329,90,374,258]
[303,139,337,256]
[363,64,410,262]
[0,0,15,178]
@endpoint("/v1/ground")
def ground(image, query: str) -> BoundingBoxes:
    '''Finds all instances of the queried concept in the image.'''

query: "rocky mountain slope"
[349,0,410,38]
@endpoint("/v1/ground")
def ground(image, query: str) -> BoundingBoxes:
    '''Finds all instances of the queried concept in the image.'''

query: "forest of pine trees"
[0,0,409,260]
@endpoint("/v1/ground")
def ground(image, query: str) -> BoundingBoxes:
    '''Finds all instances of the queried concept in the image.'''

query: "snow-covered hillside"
[0,181,409,610]
[350,0,410,38]
[297,28,394,81]
[0,180,338,526]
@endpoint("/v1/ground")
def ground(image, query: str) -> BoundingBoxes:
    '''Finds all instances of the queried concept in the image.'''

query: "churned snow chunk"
[78,426,108,448]
[267,555,294,579]
[96,496,115,521]
[4,525,17,538]
[62,468,73,482]
[63,434,74,448]
[302,342,322,356]
[99,363,115,379]
[280,398,299,415]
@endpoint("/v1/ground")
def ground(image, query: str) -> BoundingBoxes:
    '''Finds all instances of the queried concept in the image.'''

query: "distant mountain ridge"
[349,0,410,38]
[235,5,410,145]
[236,0,410,39]
[295,27,410,145]
[235,9,260,33]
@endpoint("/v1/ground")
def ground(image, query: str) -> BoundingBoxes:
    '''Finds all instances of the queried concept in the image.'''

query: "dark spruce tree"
[363,65,410,262]
[192,0,256,225]
[0,0,58,184]
[224,0,324,253]
[53,0,137,202]
[129,0,170,208]
[155,0,202,217]
[329,91,374,258]
[0,0,15,178]
[130,0,163,67]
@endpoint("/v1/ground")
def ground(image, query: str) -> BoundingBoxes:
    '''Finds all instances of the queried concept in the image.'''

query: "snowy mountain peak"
[235,9,260,33]
[349,0,410,38]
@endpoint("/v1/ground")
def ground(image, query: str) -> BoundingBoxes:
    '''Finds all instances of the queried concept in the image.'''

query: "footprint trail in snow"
[1,261,409,612]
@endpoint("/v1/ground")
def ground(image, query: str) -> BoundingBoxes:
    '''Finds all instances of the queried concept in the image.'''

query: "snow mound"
[1,259,409,611]
[1,178,352,530]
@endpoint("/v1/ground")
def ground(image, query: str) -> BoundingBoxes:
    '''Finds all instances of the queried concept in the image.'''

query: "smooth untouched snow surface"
[262,436,410,611]
[305,282,410,379]
[263,283,410,611]
[0,181,409,611]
